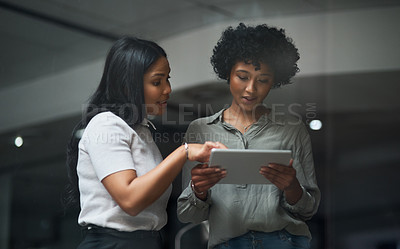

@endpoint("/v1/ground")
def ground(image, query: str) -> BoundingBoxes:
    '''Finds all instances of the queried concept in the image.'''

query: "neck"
[224,104,268,133]
[227,104,267,123]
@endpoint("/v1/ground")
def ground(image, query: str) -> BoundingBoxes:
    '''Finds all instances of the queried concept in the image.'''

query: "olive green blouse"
[177,108,320,248]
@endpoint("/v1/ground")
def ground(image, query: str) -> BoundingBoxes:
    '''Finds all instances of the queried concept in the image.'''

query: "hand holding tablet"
[208,149,292,184]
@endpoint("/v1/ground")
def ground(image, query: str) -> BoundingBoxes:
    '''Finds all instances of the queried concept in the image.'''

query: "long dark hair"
[64,36,167,209]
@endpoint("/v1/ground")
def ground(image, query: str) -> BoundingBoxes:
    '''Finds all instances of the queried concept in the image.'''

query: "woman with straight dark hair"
[65,36,225,249]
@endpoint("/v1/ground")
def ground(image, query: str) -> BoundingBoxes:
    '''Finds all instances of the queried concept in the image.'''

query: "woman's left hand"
[259,159,302,205]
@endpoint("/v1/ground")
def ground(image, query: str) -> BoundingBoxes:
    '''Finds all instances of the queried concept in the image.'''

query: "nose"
[163,80,172,95]
[245,79,256,93]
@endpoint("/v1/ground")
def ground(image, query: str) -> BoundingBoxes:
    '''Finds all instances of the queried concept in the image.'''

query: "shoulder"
[269,112,304,127]
[188,109,224,129]
[268,112,308,135]
[184,110,224,143]
[88,112,130,128]
[83,112,135,138]
[188,116,212,128]
[89,111,124,125]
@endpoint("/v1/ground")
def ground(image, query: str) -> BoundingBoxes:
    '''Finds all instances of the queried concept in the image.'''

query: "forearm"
[280,155,319,219]
[281,185,320,220]
[123,145,187,215]
[284,180,303,205]
[177,186,210,223]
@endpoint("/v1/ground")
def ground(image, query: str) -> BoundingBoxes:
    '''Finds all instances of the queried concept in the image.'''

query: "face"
[229,61,275,113]
[143,56,171,116]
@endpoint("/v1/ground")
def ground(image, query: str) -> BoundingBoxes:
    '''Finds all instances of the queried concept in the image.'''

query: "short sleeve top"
[77,112,172,231]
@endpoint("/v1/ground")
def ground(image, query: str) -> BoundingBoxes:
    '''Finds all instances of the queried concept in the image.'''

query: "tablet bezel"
[208,149,292,184]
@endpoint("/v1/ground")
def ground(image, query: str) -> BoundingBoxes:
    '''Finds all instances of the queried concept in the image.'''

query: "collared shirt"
[77,111,172,232]
[177,109,320,248]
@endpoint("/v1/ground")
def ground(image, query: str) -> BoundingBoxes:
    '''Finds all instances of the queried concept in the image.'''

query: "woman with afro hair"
[177,23,320,249]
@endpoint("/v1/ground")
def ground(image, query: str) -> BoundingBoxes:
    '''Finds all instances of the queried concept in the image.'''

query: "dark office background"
[1,1,400,248]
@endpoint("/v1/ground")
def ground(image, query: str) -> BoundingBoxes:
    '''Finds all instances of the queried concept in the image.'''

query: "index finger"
[215,142,228,149]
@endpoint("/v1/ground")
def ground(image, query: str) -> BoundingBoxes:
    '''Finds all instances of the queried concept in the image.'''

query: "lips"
[242,96,257,104]
[157,98,168,107]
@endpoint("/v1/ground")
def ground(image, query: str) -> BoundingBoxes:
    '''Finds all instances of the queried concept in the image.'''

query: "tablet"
[208,149,292,184]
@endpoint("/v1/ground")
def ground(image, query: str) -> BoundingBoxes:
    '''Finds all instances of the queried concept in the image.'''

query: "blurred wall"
[1,6,400,133]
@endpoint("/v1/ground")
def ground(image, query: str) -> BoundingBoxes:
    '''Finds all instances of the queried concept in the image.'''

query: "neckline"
[221,108,269,133]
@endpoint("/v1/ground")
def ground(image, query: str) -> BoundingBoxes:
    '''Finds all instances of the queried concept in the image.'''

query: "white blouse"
[77,111,172,231]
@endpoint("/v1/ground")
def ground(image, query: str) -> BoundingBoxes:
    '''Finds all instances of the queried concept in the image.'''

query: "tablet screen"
[208,149,292,184]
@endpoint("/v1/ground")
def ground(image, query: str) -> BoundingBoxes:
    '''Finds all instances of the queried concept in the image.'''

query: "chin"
[148,112,163,116]
[239,104,256,112]
[155,109,166,116]
[146,106,166,116]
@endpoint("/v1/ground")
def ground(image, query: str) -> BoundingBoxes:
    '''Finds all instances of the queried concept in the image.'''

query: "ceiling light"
[14,136,24,147]
[309,119,322,130]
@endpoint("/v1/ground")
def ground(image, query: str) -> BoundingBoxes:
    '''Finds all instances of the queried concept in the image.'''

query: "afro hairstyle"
[211,23,300,88]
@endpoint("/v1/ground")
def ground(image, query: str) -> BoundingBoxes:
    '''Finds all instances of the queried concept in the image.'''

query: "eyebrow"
[151,68,171,78]
[151,73,167,78]
[236,69,273,76]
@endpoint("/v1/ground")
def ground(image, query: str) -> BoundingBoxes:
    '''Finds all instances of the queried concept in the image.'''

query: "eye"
[152,81,160,86]
[259,79,270,84]
[237,75,248,81]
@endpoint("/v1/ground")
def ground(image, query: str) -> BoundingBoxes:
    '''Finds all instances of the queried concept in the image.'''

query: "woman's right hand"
[187,141,227,163]
[190,163,226,200]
